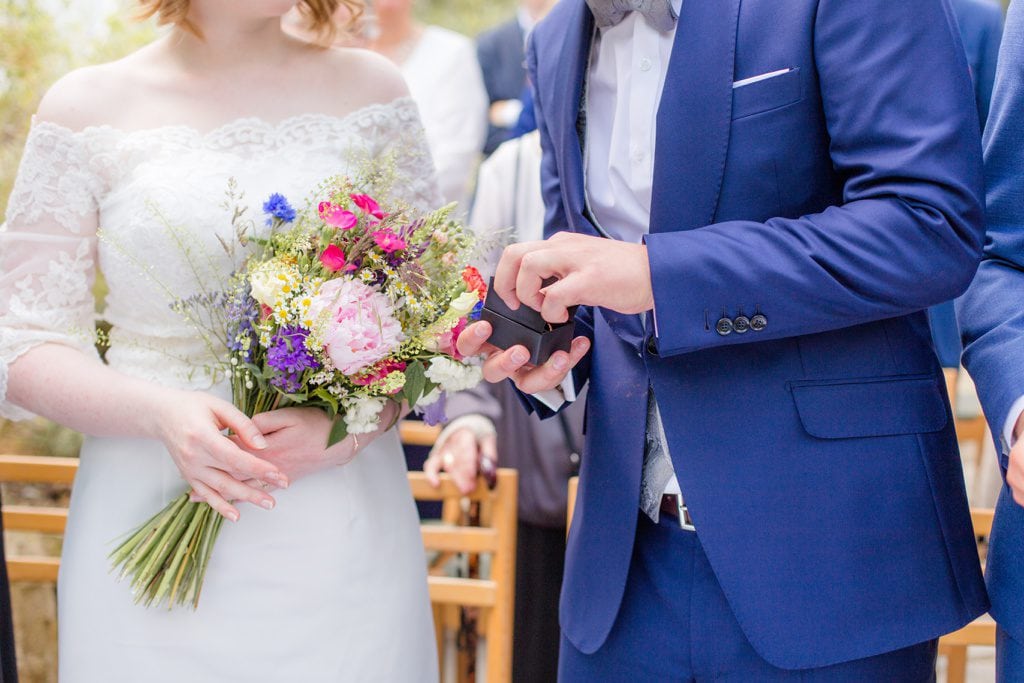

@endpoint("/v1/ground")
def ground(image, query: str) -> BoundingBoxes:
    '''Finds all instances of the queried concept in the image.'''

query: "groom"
[459,0,990,679]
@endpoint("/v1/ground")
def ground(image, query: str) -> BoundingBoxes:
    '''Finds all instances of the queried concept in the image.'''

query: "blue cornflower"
[262,193,296,225]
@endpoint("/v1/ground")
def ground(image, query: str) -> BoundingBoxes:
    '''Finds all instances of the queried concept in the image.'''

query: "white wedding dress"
[0,97,440,682]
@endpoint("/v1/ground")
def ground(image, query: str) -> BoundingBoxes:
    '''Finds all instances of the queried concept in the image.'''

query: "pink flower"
[318,202,358,230]
[352,359,408,392]
[436,318,468,361]
[350,194,386,220]
[319,244,347,272]
[308,279,404,375]
[373,228,407,253]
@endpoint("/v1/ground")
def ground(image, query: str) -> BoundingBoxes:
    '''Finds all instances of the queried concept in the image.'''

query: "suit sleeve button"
[733,316,750,334]
[716,317,734,336]
[750,314,768,331]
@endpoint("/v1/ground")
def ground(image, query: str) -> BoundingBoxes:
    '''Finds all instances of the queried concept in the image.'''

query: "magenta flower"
[318,202,358,230]
[350,194,386,220]
[320,244,347,272]
[373,228,407,253]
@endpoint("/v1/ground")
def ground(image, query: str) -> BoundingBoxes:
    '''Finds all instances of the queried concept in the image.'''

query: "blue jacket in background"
[958,0,1024,648]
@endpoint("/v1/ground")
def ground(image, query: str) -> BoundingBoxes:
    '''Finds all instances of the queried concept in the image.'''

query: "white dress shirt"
[535,3,685,498]
[584,1,684,497]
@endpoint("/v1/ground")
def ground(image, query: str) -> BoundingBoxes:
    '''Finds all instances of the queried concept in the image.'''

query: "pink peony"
[436,317,468,361]
[350,194,386,220]
[373,228,407,253]
[319,244,347,272]
[318,202,358,230]
[309,279,404,375]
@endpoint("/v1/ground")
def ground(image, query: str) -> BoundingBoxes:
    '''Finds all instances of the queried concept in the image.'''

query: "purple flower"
[263,193,296,226]
[419,392,448,427]
[469,300,484,321]
[226,291,260,362]
[266,326,320,393]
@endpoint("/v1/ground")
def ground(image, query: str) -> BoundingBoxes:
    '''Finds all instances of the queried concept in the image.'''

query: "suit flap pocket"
[790,375,948,439]
[732,67,801,121]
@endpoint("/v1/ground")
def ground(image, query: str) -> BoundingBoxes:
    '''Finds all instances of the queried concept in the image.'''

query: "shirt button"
[631,147,645,163]
[640,57,653,72]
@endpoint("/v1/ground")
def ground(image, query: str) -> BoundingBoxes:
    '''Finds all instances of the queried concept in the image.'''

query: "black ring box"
[480,277,577,366]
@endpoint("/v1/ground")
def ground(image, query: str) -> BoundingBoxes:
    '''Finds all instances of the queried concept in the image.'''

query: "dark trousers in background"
[559,514,938,682]
[513,521,565,683]
[0,492,17,683]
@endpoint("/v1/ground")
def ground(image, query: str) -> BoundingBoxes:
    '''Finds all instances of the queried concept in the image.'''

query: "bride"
[0,1,440,680]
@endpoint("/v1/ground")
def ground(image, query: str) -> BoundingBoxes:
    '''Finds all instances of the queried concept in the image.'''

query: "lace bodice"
[0,97,441,420]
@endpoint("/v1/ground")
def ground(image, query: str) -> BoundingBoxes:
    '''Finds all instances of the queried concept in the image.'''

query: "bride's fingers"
[209,399,269,452]
[190,480,240,522]
[202,468,276,512]
[210,437,288,488]
[251,410,299,435]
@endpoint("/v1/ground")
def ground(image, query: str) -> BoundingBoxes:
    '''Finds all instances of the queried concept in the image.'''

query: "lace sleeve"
[377,98,444,213]
[0,120,101,421]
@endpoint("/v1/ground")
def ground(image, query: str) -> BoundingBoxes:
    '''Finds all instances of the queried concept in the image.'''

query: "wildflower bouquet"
[109,176,487,609]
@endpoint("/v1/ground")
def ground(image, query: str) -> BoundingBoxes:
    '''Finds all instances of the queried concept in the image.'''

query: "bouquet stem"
[109,493,226,609]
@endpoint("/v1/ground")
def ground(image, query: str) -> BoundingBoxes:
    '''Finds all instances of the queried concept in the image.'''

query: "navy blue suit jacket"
[477,18,528,155]
[958,0,1024,647]
[929,0,1003,367]
[527,0,989,669]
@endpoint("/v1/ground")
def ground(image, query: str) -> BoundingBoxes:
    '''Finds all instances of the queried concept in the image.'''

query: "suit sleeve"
[958,0,1024,469]
[645,0,985,357]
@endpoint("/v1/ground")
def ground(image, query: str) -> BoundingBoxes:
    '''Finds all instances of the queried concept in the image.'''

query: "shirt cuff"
[1003,394,1024,454]
[531,374,578,412]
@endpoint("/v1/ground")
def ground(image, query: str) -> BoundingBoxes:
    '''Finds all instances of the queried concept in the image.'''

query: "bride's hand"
[229,403,403,485]
[152,390,287,521]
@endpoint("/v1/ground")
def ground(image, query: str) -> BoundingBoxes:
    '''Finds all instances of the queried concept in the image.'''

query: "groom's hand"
[494,232,655,324]
[456,320,591,393]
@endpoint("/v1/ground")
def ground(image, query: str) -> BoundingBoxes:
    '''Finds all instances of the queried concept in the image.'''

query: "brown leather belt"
[659,494,696,532]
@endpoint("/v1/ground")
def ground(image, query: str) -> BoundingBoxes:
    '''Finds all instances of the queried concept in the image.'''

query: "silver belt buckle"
[675,496,696,533]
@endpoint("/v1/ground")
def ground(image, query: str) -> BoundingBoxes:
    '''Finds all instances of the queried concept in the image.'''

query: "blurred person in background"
[928,0,1003,370]
[425,127,584,683]
[476,0,553,155]
[366,0,488,210]
[958,1,1024,679]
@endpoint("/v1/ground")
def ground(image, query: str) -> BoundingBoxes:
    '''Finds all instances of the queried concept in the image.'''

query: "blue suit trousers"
[559,514,938,682]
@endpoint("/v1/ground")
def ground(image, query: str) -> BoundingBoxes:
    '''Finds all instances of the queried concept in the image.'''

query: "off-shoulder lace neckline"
[28,95,418,142]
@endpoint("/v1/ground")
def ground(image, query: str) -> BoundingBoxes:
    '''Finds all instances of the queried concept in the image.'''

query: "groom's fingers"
[495,241,544,310]
[538,273,585,324]
[512,336,591,394]
[457,321,498,358]
[482,345,533,383]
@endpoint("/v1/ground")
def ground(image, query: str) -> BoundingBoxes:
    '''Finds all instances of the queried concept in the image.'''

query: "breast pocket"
[732,67,803,121]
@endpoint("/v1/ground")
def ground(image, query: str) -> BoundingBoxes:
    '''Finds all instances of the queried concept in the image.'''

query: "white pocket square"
[732,68,794,89]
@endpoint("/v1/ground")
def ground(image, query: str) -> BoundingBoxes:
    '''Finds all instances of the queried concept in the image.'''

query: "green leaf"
[327,418,349,448]
[312,388,340,415]
[403,361,427,407]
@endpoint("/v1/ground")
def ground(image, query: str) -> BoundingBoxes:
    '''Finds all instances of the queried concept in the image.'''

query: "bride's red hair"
[137,0,364,44]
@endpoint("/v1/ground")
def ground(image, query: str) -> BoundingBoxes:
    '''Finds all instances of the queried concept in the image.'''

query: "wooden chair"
[410,470,518,683]
[0,420,518,683]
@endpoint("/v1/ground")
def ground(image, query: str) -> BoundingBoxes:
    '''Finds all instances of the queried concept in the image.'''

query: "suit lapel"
[536,0,594,233]
[650,0,742,233]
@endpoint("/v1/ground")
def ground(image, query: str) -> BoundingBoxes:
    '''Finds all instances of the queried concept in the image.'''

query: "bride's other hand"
[230,402,402,486]
[153,390,285,522]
